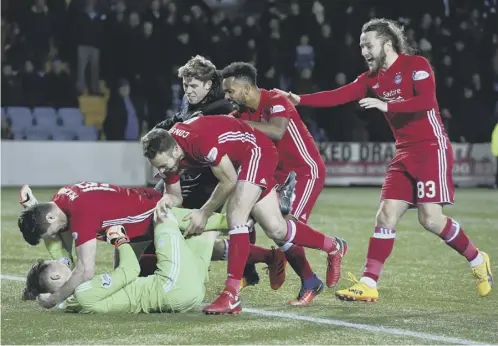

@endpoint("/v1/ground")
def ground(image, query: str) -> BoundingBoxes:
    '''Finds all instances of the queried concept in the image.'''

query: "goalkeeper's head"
[22,259,71,300]
[18,202,68,246]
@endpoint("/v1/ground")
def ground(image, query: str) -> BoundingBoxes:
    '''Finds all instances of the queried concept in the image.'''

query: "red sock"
[362,227,396,282]
[247,244,273,264]
[283,245,314,280]
[225,225,250,295]
[439,218,479,261]
[285,219,338,253]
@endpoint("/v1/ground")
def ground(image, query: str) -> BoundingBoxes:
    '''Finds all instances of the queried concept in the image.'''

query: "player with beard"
[276,18,492,301]
[221,62,344,306]
[149,56,288,289]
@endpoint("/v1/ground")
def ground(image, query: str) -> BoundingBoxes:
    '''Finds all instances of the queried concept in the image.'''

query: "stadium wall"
[1,142,495,187]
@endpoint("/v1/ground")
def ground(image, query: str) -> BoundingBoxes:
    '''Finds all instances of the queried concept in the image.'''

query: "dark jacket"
[103,92,142,141]
[154,71,234,209]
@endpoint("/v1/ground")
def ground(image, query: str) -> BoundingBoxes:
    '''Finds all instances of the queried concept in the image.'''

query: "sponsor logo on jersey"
[382,89,401,98]
[412,70,430,81]
[372,82,380,89]
[100,273,112,289]
[205,147,218,163]
[270,105,285,114]
[394,73,402,84]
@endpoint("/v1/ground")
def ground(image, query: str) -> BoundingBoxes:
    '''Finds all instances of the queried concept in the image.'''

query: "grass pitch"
[1,187,497,344]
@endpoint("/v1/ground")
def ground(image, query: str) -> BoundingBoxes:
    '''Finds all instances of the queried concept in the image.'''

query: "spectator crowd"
[2,0,497,142]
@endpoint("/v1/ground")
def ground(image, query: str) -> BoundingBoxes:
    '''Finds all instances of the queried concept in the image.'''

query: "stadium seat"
[51,128,77,141]
[33,107,59,128]
[6,107,34,132]
[24,126,51,140]
[76,126,99,141]
[58,108,85,128]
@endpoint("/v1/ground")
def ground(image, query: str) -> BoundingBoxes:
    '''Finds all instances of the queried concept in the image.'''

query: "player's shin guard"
[362,227,396,285]
[439,218,479,262]
[225,225,250,296]
[280,243,314,281]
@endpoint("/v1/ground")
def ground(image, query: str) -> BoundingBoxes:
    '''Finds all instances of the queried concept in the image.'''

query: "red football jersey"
[52,182,161,246]
[299,54,448,148]
[239,89,324,178]
[164,115,277,184]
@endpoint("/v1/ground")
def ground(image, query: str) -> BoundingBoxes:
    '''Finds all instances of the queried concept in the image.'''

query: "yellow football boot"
[335,273,379,302]
[472,251,493,297]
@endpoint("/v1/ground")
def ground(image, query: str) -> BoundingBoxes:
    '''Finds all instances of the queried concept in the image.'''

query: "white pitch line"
[2,274,491,345]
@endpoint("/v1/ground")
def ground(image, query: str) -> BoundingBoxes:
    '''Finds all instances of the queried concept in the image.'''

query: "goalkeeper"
[24,207,221,314]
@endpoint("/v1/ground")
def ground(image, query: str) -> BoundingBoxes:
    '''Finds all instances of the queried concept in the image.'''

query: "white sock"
[359,276,377,288]
[469,252,484,267]
[279,242,293,252]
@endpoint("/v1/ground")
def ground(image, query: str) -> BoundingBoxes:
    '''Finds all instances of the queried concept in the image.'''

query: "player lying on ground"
[142,115,347,315]
[23,209,220,314]
[221,62,342,306]
[18,183,284,309]
[277,18,493,301]
[18,182,293,307]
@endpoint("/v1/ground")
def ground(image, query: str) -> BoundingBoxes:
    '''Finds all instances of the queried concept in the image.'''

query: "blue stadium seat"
[6,107,34,132]
[33,107,59,128]
[58,108,84,128]
[51,128,77,141]
[24,126,51,140]
[76,126,98,141]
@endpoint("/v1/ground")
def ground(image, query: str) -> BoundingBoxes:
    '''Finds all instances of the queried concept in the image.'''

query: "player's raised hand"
[105,225,129,248]
[359,98,388,112]
[183,209,209,237]
[272,88,301,105]
[19,184,39,208]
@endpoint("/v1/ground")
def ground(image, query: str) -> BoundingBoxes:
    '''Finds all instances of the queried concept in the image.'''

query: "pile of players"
[18,18,492,316]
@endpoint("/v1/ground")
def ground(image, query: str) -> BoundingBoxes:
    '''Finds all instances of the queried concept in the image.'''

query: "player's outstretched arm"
[184,155,237,236]
[73,228,139,313]
[38,239,97,309]
[275,76,368,108]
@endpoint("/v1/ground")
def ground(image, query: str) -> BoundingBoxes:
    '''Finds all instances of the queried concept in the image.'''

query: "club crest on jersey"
[412,70,430,81]
[100,274,112,288]
[394,73,402,84]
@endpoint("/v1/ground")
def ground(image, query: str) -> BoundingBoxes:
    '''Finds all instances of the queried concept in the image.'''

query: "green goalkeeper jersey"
[63,210,226,314]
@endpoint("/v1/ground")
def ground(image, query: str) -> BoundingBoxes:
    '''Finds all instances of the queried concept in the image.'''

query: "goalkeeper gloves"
[19,185,39,208]
[105,225,130,248]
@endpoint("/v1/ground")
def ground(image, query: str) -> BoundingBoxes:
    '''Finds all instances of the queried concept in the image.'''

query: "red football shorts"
[381,141,454,206]
[237,143,278,200]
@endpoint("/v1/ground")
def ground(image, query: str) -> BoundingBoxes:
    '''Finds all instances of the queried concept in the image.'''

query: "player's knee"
[418,211,445,233]
[375,207,397,228]
[262,217,287,240]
